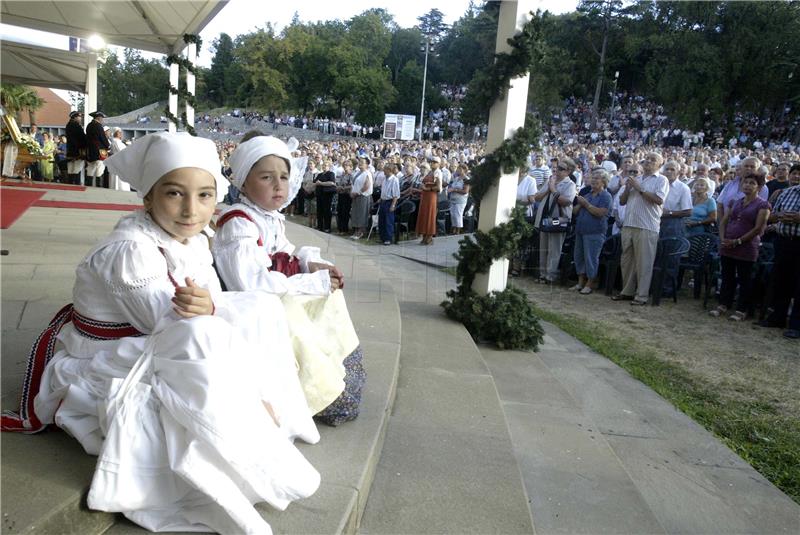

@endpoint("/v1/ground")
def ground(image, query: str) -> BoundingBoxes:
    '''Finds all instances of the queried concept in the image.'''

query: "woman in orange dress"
[416,157,443,245]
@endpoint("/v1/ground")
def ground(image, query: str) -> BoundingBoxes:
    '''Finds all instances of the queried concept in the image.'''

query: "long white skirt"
[35,292,320,534]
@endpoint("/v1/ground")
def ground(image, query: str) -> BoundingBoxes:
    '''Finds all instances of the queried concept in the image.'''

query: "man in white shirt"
[613,152,669,305]
[378,162,401,245]
[660,160,693,238]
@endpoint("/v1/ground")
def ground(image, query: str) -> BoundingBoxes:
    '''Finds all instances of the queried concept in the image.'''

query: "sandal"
[728,311,747,322]
[630,298,648,306]
[708,305,728,318]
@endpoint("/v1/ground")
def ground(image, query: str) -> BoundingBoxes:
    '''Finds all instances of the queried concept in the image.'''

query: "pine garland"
[163,34,201,136]
[440,10,545,351]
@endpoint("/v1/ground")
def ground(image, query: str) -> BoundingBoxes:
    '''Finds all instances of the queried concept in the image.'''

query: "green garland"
[440,10,545,351]
[163,34,201,136]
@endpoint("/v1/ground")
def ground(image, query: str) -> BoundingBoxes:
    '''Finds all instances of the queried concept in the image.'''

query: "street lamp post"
[418,36,430,142]
[610,70,619,123]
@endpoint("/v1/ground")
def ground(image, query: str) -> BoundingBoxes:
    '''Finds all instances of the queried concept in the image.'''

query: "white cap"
[228,136,307,210]
[105,132,227,201]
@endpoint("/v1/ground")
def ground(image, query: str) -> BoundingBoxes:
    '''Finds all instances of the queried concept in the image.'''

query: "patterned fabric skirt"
[315,346,366,426]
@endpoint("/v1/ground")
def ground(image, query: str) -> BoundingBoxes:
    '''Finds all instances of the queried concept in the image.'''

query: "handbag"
[99,148,109,160]
[538,191,569,233]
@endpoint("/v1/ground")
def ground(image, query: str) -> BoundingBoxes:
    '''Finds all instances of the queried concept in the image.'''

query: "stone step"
[1,217,403,535]
[359,301,533,534]
[481,323,800,534]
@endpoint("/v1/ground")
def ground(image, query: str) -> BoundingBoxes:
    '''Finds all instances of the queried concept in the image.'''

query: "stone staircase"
[2,187,798,534]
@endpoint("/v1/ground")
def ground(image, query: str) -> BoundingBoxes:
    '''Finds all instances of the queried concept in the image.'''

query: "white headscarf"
[229,136,307,210]
[105,132,227,201]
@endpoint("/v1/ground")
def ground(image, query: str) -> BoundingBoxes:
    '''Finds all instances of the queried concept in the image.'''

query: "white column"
[471,0,533,295]
[168,61,179,133]
[185,43,196,129]
[84,53,98,126]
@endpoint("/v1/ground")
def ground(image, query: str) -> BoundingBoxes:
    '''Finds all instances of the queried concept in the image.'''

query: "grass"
[531,304,800,505]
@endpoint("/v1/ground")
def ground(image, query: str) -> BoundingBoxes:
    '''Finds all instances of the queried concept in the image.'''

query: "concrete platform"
[2,183,798,535]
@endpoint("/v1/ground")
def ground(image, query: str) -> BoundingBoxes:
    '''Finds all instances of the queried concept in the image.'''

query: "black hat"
[69,111,81,118]
[89,111,106,118]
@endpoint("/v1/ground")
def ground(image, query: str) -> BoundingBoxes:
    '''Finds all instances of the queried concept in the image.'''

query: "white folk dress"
[212,197,360,416]
[33,210,320,534]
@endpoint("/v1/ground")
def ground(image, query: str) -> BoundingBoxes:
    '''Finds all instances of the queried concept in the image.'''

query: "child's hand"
[173,277,214,318]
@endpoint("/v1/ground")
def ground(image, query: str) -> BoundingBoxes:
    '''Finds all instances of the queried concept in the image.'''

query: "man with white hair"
[717,156,768,219]
[612,152,669,305]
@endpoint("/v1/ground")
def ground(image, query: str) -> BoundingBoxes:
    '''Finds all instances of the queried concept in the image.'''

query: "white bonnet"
[229,136,307,210]
[105,132,226,201]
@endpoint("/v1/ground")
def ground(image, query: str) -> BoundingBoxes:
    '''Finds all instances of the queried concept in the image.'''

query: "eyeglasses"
[626,170,639,176]
[557,166,569,171]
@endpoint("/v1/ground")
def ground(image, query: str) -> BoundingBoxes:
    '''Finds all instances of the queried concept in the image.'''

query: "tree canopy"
[95,1,799,135]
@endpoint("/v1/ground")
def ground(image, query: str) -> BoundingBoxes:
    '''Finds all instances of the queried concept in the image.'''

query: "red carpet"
[0,182,87,191]
[32,200,142,211]
[1,189,45,228]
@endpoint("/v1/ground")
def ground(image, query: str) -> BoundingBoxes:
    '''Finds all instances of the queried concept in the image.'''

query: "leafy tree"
[0,84,45,124]
[346,9,393,68]
[388,27,423,84]
[205,33,236,107]
[417,8,449,43]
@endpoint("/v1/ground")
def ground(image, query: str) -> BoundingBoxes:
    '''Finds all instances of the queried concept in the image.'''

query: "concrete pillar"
[185,43,196,129]
[471,0,533,295]
[168,61,179,133]
[84,53,97,125]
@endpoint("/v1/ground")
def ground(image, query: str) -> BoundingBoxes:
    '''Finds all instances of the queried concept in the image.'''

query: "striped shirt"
[621,174,669,233]
[380,173,401,200]
[771,184,800,238]
[529,165,551,188]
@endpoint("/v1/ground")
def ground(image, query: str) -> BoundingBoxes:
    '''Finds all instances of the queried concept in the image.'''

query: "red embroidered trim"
[216,210,264,247]
[1,305,144,433]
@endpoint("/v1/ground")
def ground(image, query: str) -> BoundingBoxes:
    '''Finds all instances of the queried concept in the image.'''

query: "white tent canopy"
[0,0,229,55]
[1,40,95,93]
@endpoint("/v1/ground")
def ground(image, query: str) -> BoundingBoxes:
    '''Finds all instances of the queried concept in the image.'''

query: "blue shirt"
[686,197,717,236]
[575,190,612,235]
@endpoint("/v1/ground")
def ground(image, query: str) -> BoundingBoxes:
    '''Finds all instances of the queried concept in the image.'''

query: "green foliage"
[443,285,544,350]
[97,48,167,116]
[0,84,45,119]
[461,9,545,125]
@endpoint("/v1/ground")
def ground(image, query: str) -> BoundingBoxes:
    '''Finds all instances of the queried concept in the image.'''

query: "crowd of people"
[214,132,800,341]
[8,101,800,344]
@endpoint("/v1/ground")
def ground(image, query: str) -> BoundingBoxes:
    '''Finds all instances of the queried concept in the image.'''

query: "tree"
[417,8,449,44]
[578,0,626,129]
[388,27,423,84]
[206,33,236,107]
[346,10,393,69]
[0,84,44,124]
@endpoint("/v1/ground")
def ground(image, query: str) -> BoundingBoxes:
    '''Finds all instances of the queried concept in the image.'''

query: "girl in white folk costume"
[1,132,320,535]
[212,135,365,426]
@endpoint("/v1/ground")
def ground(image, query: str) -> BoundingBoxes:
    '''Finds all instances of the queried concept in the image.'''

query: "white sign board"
[383,114,416,141]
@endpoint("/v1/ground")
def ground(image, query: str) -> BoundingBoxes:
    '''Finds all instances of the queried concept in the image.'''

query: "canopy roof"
[1,40,94,92]
[1,0,228,55]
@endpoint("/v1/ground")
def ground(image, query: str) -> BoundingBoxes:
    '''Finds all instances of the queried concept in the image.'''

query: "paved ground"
[1,183,798,534]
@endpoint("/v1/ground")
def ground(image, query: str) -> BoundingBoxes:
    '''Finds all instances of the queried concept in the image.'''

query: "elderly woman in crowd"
[570,167,613,294]
[349,155,374,239]
[533,156,578,283]
[447,163,471,234]
[416,157,443,245]
[685,178,717,236]
[710,173,771,321]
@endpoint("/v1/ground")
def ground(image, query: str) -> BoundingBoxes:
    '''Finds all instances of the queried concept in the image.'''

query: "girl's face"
[789,169,800,186]
[144,168,217,243]
[241,155,290,211]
